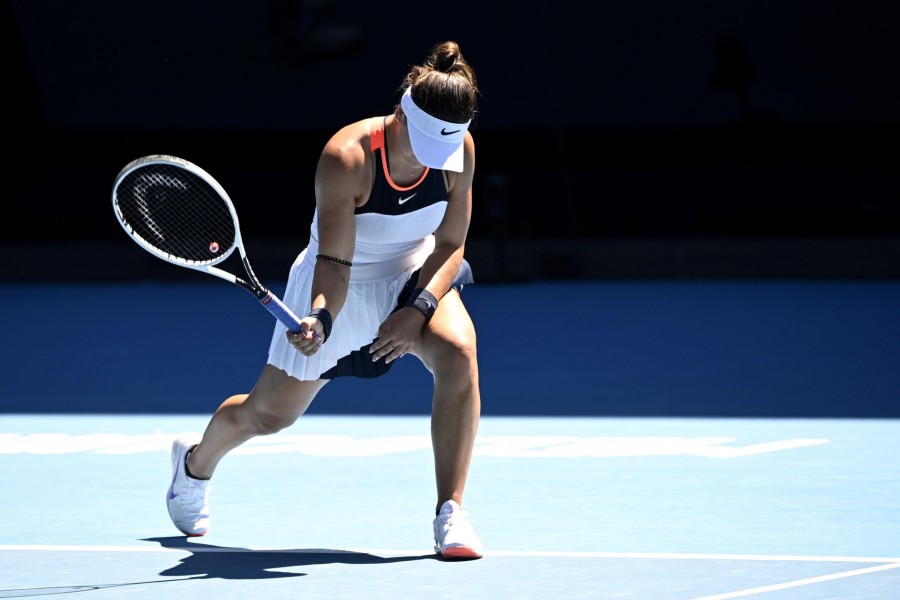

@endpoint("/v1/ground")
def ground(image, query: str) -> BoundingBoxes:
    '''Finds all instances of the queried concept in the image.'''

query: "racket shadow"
[140,537,437,580]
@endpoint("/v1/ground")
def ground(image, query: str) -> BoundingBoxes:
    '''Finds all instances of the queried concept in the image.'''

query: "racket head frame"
[112,154,245,272]
[112,154,305,333]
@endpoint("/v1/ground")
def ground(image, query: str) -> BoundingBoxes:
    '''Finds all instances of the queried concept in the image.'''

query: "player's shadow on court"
[142,537,436,580]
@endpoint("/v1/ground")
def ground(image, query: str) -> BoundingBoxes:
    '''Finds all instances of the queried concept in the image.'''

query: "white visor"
[401,88,470,172]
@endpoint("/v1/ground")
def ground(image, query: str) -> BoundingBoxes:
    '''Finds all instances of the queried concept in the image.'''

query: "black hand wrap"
[405,288,439,323]
[307,307,333,343]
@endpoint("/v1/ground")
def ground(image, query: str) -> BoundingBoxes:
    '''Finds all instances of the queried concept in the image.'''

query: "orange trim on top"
[370,121,385,151]
[371,118,429,192]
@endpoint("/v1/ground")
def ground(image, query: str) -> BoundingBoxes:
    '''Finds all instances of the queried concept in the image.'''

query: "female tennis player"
[166,40,484,559]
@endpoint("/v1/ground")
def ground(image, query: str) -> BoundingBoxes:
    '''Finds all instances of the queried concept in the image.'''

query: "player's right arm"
[291,123,369,354]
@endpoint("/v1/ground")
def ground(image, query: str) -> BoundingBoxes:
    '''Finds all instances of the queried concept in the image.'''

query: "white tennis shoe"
[433,500,483,559]
[166,433,211,537]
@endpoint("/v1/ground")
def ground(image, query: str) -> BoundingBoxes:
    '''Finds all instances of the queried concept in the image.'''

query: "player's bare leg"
[414,290,483,558]
[166,366,326,535]
[187,366,328,479]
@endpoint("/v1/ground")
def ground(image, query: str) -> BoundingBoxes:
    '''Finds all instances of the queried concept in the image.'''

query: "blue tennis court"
[2,280,899,598]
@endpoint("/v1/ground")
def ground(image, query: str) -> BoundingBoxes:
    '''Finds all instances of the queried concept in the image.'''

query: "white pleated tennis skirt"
[266,236,435,381]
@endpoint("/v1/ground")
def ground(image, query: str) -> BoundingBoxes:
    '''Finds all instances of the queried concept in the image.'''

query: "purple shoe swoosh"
[168,458,180,500]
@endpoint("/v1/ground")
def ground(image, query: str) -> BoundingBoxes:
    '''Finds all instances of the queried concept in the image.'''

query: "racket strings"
[115,165,237,264]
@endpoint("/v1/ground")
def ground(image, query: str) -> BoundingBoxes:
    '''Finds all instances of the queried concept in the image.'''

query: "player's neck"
[385,114,428,184]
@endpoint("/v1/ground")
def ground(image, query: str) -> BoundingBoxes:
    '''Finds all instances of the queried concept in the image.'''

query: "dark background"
[4,0,899,283]
[1,2,899,418]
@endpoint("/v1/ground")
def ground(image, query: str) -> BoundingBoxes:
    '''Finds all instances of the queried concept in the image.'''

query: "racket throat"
[239,256,271,300]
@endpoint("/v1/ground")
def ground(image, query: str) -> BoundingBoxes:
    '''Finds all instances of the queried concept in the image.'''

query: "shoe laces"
[437,507,470,530]
[173,479,209,508]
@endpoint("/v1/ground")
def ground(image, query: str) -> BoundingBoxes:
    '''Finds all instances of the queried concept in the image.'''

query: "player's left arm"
[370,134,475,359]
[413,131,476,300]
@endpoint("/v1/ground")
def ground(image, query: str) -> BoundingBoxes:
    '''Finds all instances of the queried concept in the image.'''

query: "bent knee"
[250,409,297,436]
[422,332,477,376]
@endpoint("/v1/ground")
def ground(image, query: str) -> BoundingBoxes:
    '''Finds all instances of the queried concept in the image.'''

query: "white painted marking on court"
[686,439,831,459]
[689,561,900,599]
[1,546,897,564]
[0,433,829,458]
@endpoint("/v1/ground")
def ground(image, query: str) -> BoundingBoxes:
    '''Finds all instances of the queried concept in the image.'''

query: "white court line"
[0,433,830,458]
[690,561,900,600]
[1,546,898,564]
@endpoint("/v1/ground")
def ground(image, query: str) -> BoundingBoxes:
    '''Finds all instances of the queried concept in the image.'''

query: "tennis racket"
[112,154,304,333]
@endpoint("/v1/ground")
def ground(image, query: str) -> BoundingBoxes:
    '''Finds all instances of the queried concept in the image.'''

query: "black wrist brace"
[406,288,439,323]
[307,307,333,343]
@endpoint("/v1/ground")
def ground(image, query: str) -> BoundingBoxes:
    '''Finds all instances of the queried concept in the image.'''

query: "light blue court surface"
[1,414,899,599]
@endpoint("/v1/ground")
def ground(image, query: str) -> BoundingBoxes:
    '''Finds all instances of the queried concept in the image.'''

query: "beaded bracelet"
[316,254,352,267]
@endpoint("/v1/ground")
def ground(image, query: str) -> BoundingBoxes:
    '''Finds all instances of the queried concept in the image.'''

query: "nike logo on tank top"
[353,119,449,245]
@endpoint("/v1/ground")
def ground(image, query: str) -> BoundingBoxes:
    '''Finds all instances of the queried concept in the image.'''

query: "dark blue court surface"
[1,281,899,598]
[2,280,899,417]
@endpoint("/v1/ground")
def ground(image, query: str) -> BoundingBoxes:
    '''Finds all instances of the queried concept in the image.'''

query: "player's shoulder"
[323,117,379,163]
[316,117,379,192]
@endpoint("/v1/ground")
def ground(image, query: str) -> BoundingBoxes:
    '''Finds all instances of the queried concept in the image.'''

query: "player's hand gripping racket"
[112,154,304,333]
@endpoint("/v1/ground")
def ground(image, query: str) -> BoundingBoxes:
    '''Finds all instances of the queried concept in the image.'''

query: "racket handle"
[260,292,303,333]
